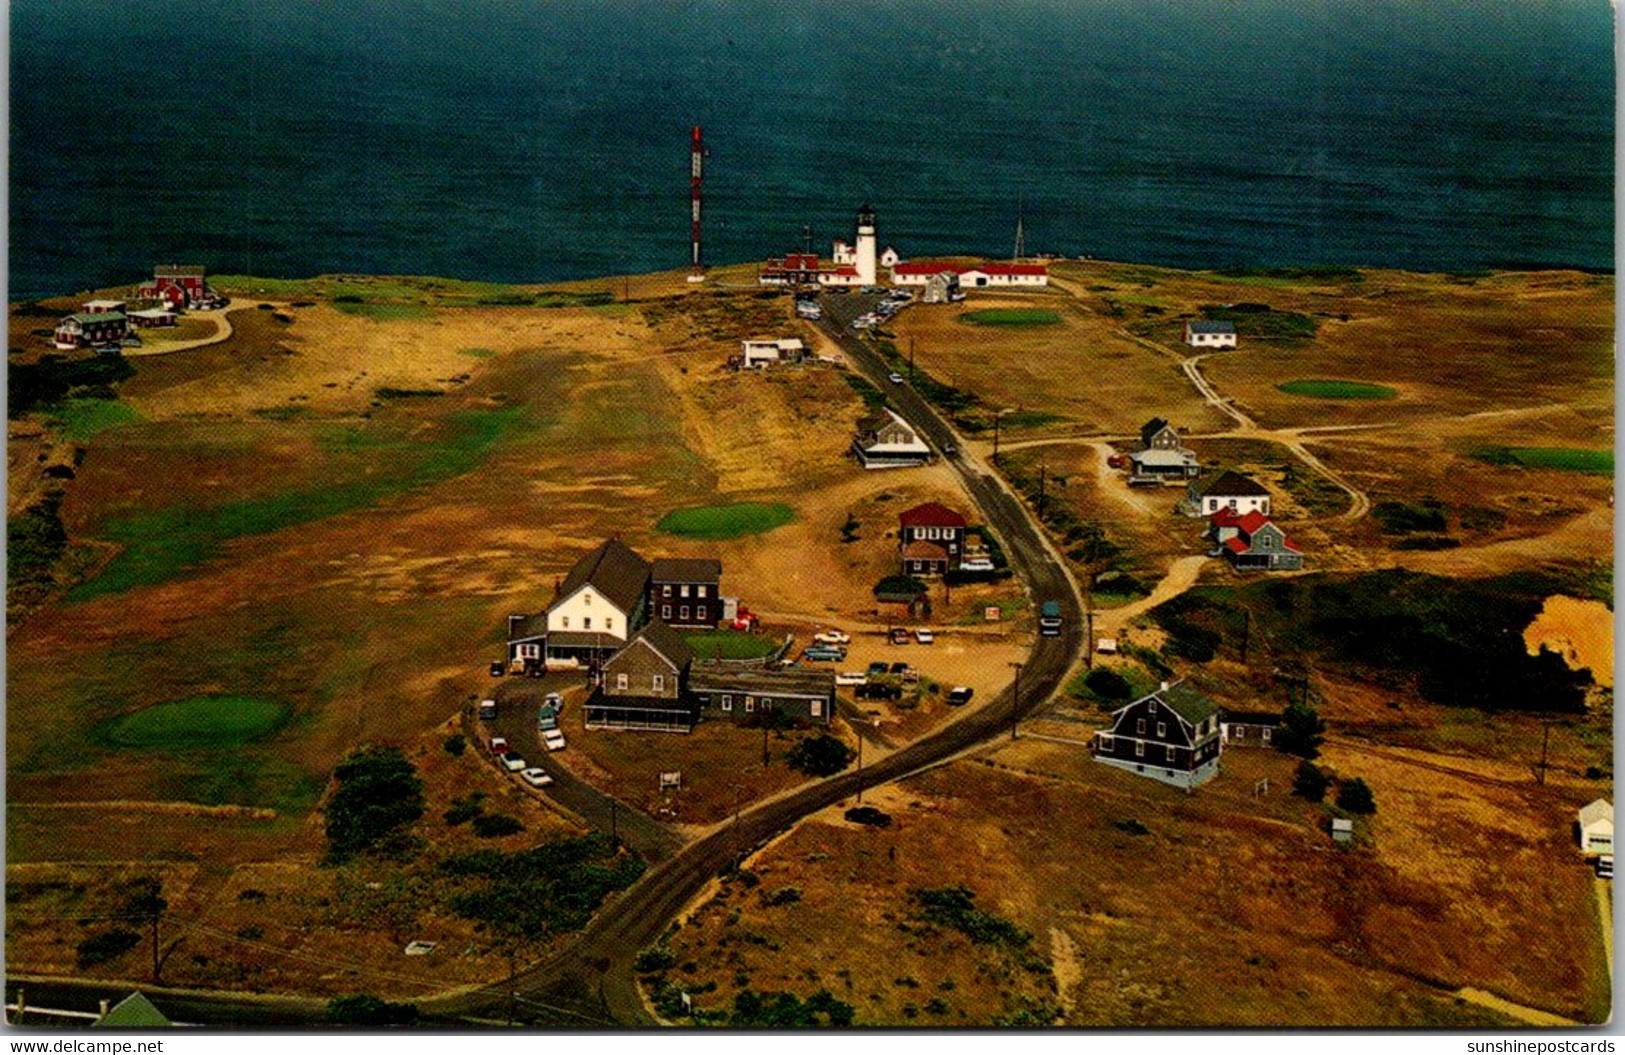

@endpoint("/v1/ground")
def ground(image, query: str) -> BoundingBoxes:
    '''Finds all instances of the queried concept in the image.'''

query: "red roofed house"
[137,265,223,309]
[759,253,826,287]
[899,501,968,575]
[891,261,1049,289]
[1208,510,1303,572]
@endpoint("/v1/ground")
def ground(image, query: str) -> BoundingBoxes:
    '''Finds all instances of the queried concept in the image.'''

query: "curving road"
[424,293,1086,1026]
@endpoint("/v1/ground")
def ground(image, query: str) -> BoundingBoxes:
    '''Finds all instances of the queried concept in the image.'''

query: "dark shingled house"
[649,557,723,628]
[585,620,699,732]
[1093,680,1222,788]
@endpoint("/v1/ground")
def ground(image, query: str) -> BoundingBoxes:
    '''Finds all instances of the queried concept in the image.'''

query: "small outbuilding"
[1330,818,1354,844]
[739,338,806,368]
[1185,319,1237,349]
[1579,799,1613,855]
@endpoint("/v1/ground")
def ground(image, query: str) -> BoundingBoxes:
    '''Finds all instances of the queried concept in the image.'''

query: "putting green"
[1276,379,1397,400]
[102,696,290,750]
[656,502,794,540]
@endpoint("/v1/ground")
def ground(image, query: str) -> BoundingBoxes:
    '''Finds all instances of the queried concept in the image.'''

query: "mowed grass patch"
[656,502,793,540]
[957,309,1062,327]
[333,301,435,321]
[1471,446,1613,475]
[100,696,289,750]
[683,629,782,660]
[459,347,499,358]
[45,398,142,441]
[1277,379,1398,400]
[69,406,525,600]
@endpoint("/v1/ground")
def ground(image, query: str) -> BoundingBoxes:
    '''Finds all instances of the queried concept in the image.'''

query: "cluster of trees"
[786,735,854,777]
[324,746,425,861]
[1274,699,1376,815]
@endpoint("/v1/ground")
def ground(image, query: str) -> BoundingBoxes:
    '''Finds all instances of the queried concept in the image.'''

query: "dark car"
[889,628,910,645]
[889,662,909,675]
[489,661,505,677]
[946,686,975,706]
[867,661,890,677]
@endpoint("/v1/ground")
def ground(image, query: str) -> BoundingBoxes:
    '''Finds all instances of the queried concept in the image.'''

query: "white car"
[915,628,935,644]
[543,730,567,752]
[814,630,851,645]
[959,558,996,572]
[500,752,527,772]
[835,671,868,687]
[520,767,554,788]
[888,373,905,384]
[543,691,564,710]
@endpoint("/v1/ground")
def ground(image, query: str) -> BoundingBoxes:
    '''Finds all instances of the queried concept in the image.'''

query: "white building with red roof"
[898,501,968,574]
[1208,509,1303,572]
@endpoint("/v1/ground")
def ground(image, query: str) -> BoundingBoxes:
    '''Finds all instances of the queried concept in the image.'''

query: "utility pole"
[909,337,916,381]
[856,732,865,804]
[1008,661,1024,740]
[1537,714,1552,786]
[610,800,619,846]
[762,721,770,767]
[1240,609,1251,666]
[1083,573,1095,671]
[1037,463,1048,517]
[731,786,743,870]
[993,412,1001,459]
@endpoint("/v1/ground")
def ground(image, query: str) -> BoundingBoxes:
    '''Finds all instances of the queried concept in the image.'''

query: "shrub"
[1373,499,1448,535]
[443,733,466,756]
[873,575,927,600]
[1292,761,1329,802]
[635,946,678,973]
[1336,777,1377,815]
[786,735,855,777]
[911,886,1030,947]
[324,746,425,860]
[1112,818,1150,836]
[76,928,141,967]
[444,792,486,826]
[1084,667,1133,702]
[1274,701,1325,760]
[471,813,524,838]
[761,887,803,907]
[325,994,420,1026]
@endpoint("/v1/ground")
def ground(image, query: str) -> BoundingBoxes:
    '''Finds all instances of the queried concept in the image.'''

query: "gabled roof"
[891,261,1047,277]
[1211,508,1272,533]
[651,557,721,584]
[1140,417,1172,446]
[1187,320,1236,334]
[1192,470,1270,499]
[95,992,171,1028]
[1122,680,1219,726]
[899,501,967,529]
[689,665,836,697]
[619,619,696,670]
[1580,799,1613,827]
[67,312,126,325]
[508,613,547,641]
[902,540,950,561]
[549,538,650,616]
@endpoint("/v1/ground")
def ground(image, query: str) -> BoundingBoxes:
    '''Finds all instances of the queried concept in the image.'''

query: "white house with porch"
[1579,799,1614,855]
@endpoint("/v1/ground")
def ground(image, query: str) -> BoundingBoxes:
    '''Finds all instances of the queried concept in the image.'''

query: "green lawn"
[957,309,1062,327]
[1471,446,1614,475]
[69,407,525,601]
[333,301,436,321]
[656,502,794,540]
[1276,379,1398,400]
[683,629,782,660]
[45,398,142,441]
[100,696,290,750]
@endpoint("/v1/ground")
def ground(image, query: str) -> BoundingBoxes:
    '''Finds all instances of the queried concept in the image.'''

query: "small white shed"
[1579,799,1613,854]
[1330,818,1354,844]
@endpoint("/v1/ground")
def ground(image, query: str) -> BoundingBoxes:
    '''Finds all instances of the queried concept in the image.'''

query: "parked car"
[889,662,910,675]
[946,686,975,706]
[915,628,935,644]
[1599,855,1615,879]
[521,767,554,788]
[867,661,891,677]
[803,647,844,663]
[889,627,911,645]
[489,736,509,755]
[814,629,851,645]
[835,671,868,687]
[539,713,558,732]
[500,751,527,772]
[887,373,905,384]
[857,682,903,701]
[478,699,498,720]
[901,668,922,685]
[543,691,564,711]
[543,730,567,752]
[489,661,505,677]
[959,557,996,572]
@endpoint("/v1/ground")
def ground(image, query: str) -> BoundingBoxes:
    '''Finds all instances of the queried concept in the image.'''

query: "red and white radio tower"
[688,125,706,283]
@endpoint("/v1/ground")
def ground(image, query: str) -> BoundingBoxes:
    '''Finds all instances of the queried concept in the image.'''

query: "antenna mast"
[1013,197,1026,261]
[688,126,706,283]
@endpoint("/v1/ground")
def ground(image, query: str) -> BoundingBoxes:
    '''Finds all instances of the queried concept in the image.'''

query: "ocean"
[8,0,1615,299]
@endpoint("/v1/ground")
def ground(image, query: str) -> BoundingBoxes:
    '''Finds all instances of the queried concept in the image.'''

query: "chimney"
[1159,681,1170,692]
[98,999,109,1018]
[553,575,562,597]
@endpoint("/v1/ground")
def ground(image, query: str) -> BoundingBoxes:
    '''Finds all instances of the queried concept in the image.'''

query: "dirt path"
[1453,987,1580,1027]
[124,306,238,356]
[1048,926,1082,1021]
[1088,441,1154,515]
[1093,554,1210,631]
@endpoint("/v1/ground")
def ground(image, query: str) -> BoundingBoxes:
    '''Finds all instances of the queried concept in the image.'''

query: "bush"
[1336,777,1377,815]
[76,928,141,967]
[471,813,524,838]
[325,994,420,1026]
[1112,818,1150,836]
[729,988,855,1027]
[443,733,466,756]
[761,887,803,907]
[1274,700,1325,760]
[911,886,1030,947]
[844,805,892,827]
[324,746,425,860]
[444,792,485,826]
[873,575,927,600]
[786,735,855,777]
[1373,499,1448,535]
[1292,761,1329,802]
[1084,667,1133,702]
[635,946,678,973]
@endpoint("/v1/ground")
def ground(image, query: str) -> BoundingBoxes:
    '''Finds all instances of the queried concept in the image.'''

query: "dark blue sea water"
[9,0,1615,299]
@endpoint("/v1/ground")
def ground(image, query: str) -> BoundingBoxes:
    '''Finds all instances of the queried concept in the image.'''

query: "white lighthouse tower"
[855,203,878,285]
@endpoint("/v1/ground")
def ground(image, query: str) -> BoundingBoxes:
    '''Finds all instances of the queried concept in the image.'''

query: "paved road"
[9,292,1085,1030]
[486,676,684,864]
[425,292,1086,1026]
